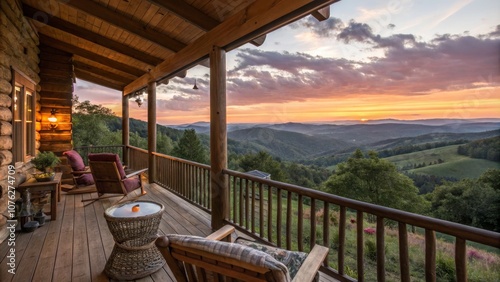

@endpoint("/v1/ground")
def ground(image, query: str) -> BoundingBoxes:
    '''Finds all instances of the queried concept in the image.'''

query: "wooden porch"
[0,181,337,282]
[0,183,213,282]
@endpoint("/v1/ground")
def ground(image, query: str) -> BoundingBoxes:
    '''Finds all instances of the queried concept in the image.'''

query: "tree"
[429,169,500,232]
[238,151,287,182]
[323,149,428,217]
[72,96,121,147]
[171,129,208,164]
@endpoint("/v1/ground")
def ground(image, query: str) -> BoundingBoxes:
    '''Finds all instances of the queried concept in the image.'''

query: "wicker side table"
[104,201,165,280]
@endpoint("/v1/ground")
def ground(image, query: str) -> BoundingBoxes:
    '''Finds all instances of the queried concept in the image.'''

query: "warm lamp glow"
[48,109,58,129]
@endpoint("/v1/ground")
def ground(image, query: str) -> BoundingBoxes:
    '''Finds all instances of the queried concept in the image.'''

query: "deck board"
[0,183,212,282]
[1,183,335,281]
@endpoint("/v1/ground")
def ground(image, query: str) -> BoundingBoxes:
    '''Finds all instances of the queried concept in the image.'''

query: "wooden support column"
[122,93,129,165]
[147,81,157,183]
[210,46,228,230]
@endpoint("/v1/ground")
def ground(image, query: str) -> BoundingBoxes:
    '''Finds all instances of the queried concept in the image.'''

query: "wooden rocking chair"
[82,153,147,205]
[155,225,329,282]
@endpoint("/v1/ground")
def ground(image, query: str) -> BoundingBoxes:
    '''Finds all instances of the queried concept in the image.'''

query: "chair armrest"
[206,225,235,242]
[125,168,148,178]
[292,244,329,282]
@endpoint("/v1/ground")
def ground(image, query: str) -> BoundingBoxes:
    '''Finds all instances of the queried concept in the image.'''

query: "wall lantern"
[48,108,58,129]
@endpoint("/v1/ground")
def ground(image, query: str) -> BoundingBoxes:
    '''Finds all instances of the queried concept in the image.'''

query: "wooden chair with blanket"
[82,153,148,205]
[155,225,329,282]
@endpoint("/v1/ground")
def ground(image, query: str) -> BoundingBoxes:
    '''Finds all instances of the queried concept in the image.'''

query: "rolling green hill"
[385,145,500,179]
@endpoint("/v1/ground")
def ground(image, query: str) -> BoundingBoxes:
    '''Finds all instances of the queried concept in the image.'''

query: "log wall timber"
[38,45,73,154]
[0,0,41,243]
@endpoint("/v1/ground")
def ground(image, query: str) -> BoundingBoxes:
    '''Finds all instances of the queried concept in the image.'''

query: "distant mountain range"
[164,119,500,161]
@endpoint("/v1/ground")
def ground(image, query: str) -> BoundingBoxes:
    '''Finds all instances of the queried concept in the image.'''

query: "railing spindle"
[239,178,243,226]
[310,198,316,249]
[286,191,292,250]
[455,237,467,282]
[245,179,249,230]
[398,222,410,282]
[298,194,304,252]
[425,230,436,282]
[251,181,256,234]
[323,202,330,266]
[339,206,346,275]
[259,182,264,238]
[377,217,386,282]
[277,188,282,247]
[267,185,273,243]
[232,176,237,222]
[357,211,364,282]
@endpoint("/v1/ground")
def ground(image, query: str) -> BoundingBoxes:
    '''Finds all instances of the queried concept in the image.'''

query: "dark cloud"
[337,21,375,43]
[226,26,499,106]
[337,20,417,49]
[290,17,344,37]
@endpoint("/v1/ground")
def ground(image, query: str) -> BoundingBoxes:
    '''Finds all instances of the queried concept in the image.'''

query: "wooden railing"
[222,169,500,282]
[126,145,148,170]
[153,152,211,212]
[89,147,499,281]
[74,145,124,165]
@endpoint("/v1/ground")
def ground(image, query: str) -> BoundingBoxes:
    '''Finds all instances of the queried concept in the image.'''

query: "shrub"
[436,255,456,282]
[365,240,377,261]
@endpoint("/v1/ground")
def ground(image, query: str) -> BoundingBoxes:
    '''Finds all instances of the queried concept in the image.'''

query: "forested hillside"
[72,98,500,232]
[457,136,500,161]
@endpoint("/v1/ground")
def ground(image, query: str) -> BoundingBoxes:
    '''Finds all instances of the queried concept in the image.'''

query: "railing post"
[210,45,228,230]
[122,92,129,166]
[147,80,157,183]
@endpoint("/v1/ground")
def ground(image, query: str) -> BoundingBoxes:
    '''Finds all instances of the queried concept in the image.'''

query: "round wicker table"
[104,201,165,280]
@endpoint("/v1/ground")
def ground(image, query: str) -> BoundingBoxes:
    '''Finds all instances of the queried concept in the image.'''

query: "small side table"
[104,201,165,280]
[18,172,62,221]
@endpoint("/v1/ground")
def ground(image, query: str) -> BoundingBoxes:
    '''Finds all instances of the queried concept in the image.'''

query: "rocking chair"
[82,153,147,205]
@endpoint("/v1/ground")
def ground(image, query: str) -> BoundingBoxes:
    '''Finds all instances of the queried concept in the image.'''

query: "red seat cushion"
[63,150,86,171]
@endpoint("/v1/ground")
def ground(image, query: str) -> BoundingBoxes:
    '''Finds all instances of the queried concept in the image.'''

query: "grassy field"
[385,145,500,179]
[228,186,500,281]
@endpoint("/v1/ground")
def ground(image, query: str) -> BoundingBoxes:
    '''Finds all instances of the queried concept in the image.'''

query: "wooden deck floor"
[0,183,213,282]
[1,182,337,282]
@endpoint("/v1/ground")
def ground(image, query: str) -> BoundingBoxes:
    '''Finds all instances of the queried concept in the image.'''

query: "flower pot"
[33,172,55,182]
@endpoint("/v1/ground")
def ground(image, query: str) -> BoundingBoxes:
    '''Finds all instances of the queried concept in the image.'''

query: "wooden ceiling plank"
[24,4,163,66]
[73,55,137,80]
[74,69,124,91]
[73,60,133,83]
[59,0,186,52]
[146,0,218,31]
[40,34,145,77]
[124,0,337,94]
[148,0,262,46]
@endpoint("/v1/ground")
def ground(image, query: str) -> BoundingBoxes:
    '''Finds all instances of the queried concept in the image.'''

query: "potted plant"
[30,151,61,182]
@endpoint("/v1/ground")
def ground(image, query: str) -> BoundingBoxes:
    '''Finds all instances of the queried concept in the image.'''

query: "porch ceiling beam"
[311,6,330,21]
[74,69,124,91]
[39,34,145,77]
[146,0,219,31]
[124,0,338,94]
[59,0,186,52]
[146,0,266,47]
[73,61,134,84]
[23,4,162,66]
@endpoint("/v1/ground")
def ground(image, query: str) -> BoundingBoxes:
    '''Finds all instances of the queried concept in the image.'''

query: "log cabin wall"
[38,45,73,154]
[0,0,41,243]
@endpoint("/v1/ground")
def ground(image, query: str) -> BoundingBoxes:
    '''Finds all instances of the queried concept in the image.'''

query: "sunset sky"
[74,0,500,125]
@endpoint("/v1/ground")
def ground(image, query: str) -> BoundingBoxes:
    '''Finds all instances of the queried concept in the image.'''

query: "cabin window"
[11,68,36,163]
